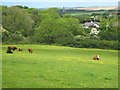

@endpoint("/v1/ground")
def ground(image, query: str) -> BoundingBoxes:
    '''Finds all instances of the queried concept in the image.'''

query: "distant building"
[83,21,99,28]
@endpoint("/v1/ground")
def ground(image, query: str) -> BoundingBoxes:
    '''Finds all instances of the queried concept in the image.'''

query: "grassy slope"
[66,11,109,16]
[2,45,118,88]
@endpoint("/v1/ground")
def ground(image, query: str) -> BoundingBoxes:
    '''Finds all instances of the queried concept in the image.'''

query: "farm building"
[83,21,99,28]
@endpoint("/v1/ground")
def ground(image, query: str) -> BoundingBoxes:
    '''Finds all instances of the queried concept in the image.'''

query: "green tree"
[33,18,74,44]
[99,15,118,41]
[2,6,34,36]
[23,6,28,9]
[99,18,108,30]
[99,27,118,41]
[44,8,60,19]
[74,15,91,23]
[24,8,42,27]
[56,18,85,36]
[108,17,118,28]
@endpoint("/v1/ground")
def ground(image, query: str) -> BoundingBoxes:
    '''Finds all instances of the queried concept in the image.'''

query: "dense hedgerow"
[63,40,119,50]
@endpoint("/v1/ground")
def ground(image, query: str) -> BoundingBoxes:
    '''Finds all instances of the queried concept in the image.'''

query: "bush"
[64,40,119,50]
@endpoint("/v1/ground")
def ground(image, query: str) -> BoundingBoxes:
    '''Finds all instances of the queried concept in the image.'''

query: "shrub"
[64,40,119,50]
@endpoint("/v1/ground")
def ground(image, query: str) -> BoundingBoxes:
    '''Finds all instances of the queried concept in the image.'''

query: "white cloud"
[1,0,120,2]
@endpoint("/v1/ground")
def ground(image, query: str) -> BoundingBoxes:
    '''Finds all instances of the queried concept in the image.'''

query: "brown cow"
[28,48,33,53]
[8,46,17,51]
[93,55,99,60]
[18,48,23,51]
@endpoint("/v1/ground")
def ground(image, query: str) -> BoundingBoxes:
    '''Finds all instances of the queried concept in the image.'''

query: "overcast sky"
[1,0,119,2]
[1,0,119,8]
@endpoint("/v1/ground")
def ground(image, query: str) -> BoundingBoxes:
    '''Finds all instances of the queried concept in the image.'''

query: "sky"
[1,0,119,8]
[1,0,119,2]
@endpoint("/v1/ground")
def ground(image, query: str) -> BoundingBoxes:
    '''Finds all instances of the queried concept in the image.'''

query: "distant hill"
[73,6,118,11]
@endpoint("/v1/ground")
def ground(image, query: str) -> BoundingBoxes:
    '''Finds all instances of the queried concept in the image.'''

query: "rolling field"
[2,45,118,88]
[74,6,118,11]
[68,11,109,16]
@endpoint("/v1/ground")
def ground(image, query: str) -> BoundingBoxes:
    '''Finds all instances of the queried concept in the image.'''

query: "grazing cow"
[18,48,23,51]
[6,49,13,53]
[8,46,17,51]
[28,48,33,53]
[93,55,99,60]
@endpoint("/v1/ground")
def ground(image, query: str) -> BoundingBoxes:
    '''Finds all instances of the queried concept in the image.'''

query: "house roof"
[83,22,99,28]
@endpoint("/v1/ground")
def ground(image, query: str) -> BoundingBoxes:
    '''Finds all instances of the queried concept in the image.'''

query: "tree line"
[1,5,119,50]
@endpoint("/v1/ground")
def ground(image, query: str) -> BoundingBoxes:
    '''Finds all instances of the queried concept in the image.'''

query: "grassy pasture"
[2,45,118,88]
[66,11,109,16]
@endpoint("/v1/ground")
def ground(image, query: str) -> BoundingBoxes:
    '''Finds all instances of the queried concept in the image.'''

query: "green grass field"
[66,11,109,16]
[2,45,118,88]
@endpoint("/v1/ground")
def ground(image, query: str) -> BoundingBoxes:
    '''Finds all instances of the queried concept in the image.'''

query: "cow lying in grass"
[6,49,13,53]
[93,55,99,60]
[28,48,33,53]
[8,46,17,51]
[6,46,17,54]
[18,48,23,51]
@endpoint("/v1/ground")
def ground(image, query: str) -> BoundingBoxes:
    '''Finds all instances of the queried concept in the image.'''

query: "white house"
[83,21,100,28]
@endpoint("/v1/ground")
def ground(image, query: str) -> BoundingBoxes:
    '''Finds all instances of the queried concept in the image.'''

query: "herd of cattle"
[6,46,33,53]
[6,46,100,60]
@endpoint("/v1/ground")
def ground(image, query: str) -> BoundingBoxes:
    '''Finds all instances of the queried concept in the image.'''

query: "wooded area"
[1,5,119,50]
